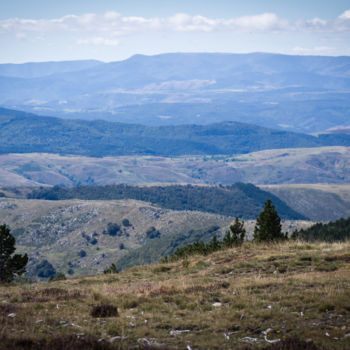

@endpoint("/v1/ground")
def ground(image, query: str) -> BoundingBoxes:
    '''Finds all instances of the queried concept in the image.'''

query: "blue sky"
[1,0,350,63]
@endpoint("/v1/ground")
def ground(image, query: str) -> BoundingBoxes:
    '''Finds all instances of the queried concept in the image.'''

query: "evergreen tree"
[224,217,246,247]
[0,224,28,283]
[253,199,286,242]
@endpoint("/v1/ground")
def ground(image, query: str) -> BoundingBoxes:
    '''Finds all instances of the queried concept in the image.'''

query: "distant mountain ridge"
[1,52,350,132]
[0,60,102,79]
[1,107,350,157]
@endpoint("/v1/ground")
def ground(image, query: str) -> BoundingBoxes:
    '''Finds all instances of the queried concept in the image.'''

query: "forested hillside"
[1,108,350,157]
[293,216,350,242]
[28,183,306,220]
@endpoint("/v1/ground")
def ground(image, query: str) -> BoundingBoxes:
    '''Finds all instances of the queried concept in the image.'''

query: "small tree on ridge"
[0,224,28,283]
[253,199,286,242]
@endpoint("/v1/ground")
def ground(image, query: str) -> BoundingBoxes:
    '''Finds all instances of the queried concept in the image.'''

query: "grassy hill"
[262,184,350,221]
[1,147,350,187]
[0,198,233,279]
[1,108,350,157]
[0,240,349,349]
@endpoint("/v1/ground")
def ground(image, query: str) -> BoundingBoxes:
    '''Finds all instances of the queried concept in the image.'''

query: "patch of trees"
[291,216,350,242]
[28,183,306,220]
[163,217,246,262]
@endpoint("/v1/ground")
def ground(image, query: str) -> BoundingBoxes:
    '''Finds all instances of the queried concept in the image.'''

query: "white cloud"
[0,10,350,40]
[292,46,335,55]
[339,9,350,19]
[77,37,119,46]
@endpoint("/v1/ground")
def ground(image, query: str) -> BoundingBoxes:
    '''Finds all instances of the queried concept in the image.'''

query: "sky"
[0,0,350,63]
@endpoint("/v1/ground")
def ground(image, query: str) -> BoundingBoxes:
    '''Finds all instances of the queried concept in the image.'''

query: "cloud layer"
[0,10,350,46]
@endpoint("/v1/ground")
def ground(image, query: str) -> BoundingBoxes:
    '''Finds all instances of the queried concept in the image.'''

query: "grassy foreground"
[1,241,350,349]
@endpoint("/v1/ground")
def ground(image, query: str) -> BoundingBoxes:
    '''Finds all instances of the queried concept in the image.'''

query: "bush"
[223,217,245,247]
[146,226,161,239]
[103,263,118,274]
[90,304,118,318]
[104,223,121,237]
[122,218,131,227]
[35,260,56,279]
[78,250,87,258]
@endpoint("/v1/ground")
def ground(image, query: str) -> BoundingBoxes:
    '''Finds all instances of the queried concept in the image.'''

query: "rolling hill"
[0,147,350,187]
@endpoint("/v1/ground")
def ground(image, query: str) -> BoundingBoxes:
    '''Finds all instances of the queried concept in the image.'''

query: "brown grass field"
[1,240,349,349]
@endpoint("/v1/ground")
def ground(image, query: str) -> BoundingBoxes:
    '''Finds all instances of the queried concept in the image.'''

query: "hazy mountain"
[1,108,350,157]
[0,60,102,79]
[1,53,349,132]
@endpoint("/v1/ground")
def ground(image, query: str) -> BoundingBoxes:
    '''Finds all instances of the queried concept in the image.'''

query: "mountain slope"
[261,184,350,221]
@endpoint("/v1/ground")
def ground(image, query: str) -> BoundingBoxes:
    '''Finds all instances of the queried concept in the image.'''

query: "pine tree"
[0,224,28,283]
[253,199,286,242]
[224,217,246,247]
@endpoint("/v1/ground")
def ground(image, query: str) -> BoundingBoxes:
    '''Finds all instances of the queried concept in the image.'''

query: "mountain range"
[1,53,350,133]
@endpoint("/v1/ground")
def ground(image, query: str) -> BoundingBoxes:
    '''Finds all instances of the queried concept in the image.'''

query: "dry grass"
[0,240,350,349]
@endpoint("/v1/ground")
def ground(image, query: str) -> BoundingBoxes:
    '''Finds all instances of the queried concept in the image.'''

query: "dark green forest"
[1,108,350,157]
[27,183,306,220]
[292,216,350,242]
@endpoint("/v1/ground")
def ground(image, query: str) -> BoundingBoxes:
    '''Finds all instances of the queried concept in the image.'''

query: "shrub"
[122,218,131,227]
[90,304,118,318]
[78,250,87,258]
[146,226,161,239]
[104,223,121,237]
[103,263,118,274]
[224,216,245,247]
[35,260,56,279]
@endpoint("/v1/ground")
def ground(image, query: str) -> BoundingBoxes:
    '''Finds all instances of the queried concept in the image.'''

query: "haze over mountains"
[1,53,350,133]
